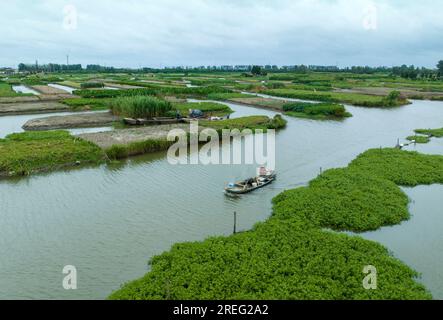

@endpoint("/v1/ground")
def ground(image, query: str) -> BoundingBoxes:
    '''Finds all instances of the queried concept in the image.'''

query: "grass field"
[0,131,104,177]
[283,102,352,120]
[0,81,28,97]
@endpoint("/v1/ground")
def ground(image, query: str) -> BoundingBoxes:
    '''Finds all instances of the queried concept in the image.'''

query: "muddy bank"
[104,83,143,89]
[334,87,443,99]
[0,102,70,115]
[226,97,286,111]
[23,112,119,131]
[78,124,191,149]
[0,96,41,104]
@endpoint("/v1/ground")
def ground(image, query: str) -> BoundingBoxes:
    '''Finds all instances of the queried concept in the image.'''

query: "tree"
[437,60,443,78]
[251,65,263,76]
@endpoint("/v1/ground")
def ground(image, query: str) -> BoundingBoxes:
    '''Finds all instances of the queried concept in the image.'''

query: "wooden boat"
[225,169,276,195]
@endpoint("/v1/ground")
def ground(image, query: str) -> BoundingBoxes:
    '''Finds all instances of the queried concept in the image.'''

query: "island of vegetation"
[282,102,352,120]
[109,148,443,300]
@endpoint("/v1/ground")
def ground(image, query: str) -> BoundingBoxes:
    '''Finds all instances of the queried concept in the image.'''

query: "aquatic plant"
[406,135,430,144]
[109,148,443,300]
[108,96,172,119]
[414,127,443,138]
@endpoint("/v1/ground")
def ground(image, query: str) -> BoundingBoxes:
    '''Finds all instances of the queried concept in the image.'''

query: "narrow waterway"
[0,99,442,299]
[48,83,76,94]
[0,111,112,138]
[12,85,40,95]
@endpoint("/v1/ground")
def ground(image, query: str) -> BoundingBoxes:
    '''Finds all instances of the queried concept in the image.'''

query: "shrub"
[283,102,351,118]
[80,82,105,89]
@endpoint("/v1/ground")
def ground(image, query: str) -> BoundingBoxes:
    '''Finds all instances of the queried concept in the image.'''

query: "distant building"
[0,67,15,75]
[234,65,250,71]
[309,65,339,72]
[220,65,234,71]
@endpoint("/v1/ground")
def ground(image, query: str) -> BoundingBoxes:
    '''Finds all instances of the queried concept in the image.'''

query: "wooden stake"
[233,211,237,234]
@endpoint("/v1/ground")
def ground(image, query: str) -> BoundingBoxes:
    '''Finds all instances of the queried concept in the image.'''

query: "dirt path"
[0,102,70,115]
[78,124,191,149]
[334,87,443,99]
[23,112,119,131]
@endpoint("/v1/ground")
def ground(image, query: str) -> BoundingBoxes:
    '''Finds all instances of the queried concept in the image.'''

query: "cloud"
[1,0,442,68]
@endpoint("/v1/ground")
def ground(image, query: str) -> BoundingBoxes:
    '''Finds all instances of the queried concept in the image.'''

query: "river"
[0,99,442,299]
[0,111,112,138]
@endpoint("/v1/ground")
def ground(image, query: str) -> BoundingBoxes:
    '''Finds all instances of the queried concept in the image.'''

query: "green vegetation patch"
[262,89,409,108]
[61,98,110,111]
[109,96,172,119]
[273,168,409,232]
[110,147,443,300]
[0,131,104,177]
[349,148,443,186]
[406,135,430,144]
[200,115,287,131]
[80,82,105,89]
[105,139,175,160]
[206,92,253,100]
[283,102,352,119]
[74,85,231,99]
[415,127,443,138]
[172,102,233,117]
[0,81,29,97]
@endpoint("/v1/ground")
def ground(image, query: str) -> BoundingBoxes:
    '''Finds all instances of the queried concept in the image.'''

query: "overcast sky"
[1,0,442,68]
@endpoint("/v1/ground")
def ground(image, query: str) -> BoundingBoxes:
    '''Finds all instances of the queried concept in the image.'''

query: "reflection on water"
[48,83,75,94]
[12,85,39,95]
[0,99,443,299]
[0,111,112,138]
[361,185,443,299]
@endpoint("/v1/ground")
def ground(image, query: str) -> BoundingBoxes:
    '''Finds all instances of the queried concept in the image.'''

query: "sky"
[1,0,442,69]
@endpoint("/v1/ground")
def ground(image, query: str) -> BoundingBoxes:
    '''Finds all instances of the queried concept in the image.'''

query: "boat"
[225,167,276,195]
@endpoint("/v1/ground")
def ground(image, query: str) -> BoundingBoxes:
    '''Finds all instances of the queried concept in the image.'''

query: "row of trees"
[16,61,443,79]
[18,63,82,73]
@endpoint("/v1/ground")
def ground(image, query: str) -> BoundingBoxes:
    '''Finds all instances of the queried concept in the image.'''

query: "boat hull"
[225,174,276,195]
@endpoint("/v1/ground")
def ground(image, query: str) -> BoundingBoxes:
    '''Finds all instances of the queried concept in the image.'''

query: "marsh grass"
[0,131,104,177]
[109,96,172,119]
[105,139,175,160]
[80,82,105,89]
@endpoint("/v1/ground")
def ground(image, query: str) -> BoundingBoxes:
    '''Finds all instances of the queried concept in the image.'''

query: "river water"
[0,99,442,299]
[12,85,40,95]
[0,111,112,138]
